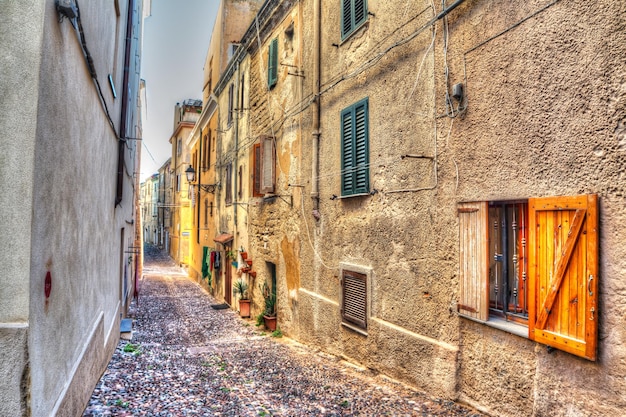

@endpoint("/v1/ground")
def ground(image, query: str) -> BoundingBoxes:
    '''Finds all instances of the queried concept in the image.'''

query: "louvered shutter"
[341,98,369,196]
[341,0,367,39]
[342,271,367,329]
[341,108,354,195]
[253,143,262,197]
[260,136,275,194]
[268,38,278,88]
[353,100,369,193]
[341,0,353,38]
[458,202,489,321]
[354,0,366,28]
[528,194,598,361]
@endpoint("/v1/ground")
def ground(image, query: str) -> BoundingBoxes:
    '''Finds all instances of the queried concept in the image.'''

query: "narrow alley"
[83,245,483,416]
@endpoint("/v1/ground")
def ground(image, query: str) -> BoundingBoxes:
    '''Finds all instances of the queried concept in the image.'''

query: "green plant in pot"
[260,282,277,331]
[233,279,251,318]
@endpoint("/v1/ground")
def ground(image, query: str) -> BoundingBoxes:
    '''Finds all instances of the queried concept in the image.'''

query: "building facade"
[186,0,264,305]
[0,0,144,415]
[204,0,626,416]
[168,100,202,266]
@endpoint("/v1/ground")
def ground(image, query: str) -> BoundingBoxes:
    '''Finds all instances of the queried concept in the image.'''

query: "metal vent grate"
[342,271,367,329]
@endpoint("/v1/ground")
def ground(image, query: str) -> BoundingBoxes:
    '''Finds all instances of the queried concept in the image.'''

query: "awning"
[213,233,234,244]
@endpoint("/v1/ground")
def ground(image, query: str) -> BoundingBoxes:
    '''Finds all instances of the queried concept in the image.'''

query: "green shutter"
[341,98,369,196]
[341,109,354,195]
[354,0,366,28]
[268,38,278,88]
[341,0,353,38]
[353,100,369,193]
[341,0,368,40]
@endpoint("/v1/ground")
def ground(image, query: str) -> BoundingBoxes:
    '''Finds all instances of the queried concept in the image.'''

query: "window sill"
[486,317,528,338]
[339,192,371,199]
[461,315,528,338]
[341,321,368,336]
[340,20,369,45]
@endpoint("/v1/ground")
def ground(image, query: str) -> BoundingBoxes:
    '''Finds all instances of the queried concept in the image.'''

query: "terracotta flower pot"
[263,315,277,331]
[239,299,251,318]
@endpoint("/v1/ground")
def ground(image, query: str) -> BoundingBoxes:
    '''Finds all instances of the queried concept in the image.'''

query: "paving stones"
[83,245,483,417]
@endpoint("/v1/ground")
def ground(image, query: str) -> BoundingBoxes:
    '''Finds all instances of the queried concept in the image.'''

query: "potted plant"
[233,279,251,318]
[261,282,277,331]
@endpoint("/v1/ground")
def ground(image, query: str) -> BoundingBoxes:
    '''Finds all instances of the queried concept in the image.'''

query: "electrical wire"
[73,0,118,137]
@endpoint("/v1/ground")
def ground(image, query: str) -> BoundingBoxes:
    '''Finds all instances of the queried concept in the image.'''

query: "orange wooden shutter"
[458,202,489,321]
[528,195,598,360]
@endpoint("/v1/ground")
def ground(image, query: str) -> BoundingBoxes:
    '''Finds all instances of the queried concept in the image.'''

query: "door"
[224,246,232,305]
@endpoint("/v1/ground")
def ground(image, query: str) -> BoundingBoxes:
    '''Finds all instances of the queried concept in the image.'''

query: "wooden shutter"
[528,194,598,360]
[225,163,232,204]
[341,0,367,39]
[458,202,489,321]
[341,108,354,195]
[253,143,262,197]
[341,98,369,196]
[341,0,353,38]
[260,136,275,194]
[342,270,367,329]
[354,0,366,28]
[268,38,278,88]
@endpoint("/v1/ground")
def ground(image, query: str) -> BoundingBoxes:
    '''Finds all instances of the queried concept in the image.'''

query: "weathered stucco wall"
[297,0,460,399]
[246,3,304,333]
[445,1,626,415]
[294,0,626,415]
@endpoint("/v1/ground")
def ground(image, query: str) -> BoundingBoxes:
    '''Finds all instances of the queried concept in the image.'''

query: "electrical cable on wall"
[61,0,118,138]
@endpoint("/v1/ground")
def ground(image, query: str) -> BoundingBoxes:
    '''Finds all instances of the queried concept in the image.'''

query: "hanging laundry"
[202,247,209,278]
[214,251,221,270]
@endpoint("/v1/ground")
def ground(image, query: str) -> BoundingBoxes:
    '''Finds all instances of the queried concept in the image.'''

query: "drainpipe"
[311,0,321,220]
[233,61,241,229]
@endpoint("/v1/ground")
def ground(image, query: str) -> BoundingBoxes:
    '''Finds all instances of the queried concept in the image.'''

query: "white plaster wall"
[21,0,141,414]
[0,1,45,415]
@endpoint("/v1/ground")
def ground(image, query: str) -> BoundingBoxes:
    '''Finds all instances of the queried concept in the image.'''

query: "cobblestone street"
[83,245,483,416]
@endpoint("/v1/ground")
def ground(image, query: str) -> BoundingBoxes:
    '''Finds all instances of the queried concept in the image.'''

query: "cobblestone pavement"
[83,245,483,417]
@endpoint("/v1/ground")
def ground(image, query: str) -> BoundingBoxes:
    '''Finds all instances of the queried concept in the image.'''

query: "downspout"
[233,61,241,228]
[311,0,321,220]
[197,128,202,244]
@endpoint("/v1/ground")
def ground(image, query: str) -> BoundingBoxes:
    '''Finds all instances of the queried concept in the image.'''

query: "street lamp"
[185,165,219,193]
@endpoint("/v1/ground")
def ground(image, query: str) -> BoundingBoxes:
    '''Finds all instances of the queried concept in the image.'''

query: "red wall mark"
[45,271,52,298]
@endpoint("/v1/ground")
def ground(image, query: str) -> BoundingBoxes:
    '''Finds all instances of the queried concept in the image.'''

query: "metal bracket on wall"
[263,194,293,208]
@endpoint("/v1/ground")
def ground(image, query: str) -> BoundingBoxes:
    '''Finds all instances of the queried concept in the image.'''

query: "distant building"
[169,100,202,266]
[141,174,160,244]
[0,0,144,415]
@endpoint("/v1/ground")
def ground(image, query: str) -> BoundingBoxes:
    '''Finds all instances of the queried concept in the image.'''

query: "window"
[176,174,181,192]
[341,98,369,196]
[225,163,233,205]
[253,137,276,196]
[202,132,210,171]
[238,165,243,199]
[458,194,598,361]
[227,84,234,126]
[204,199,208,228]
[177,138,182,156]
[341,0,368,40]
[239,72,246,112]
[227,43,238,61]
[267,37,278,89]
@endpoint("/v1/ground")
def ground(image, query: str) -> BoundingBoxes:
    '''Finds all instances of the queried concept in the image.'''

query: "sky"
[140,0,219,181]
